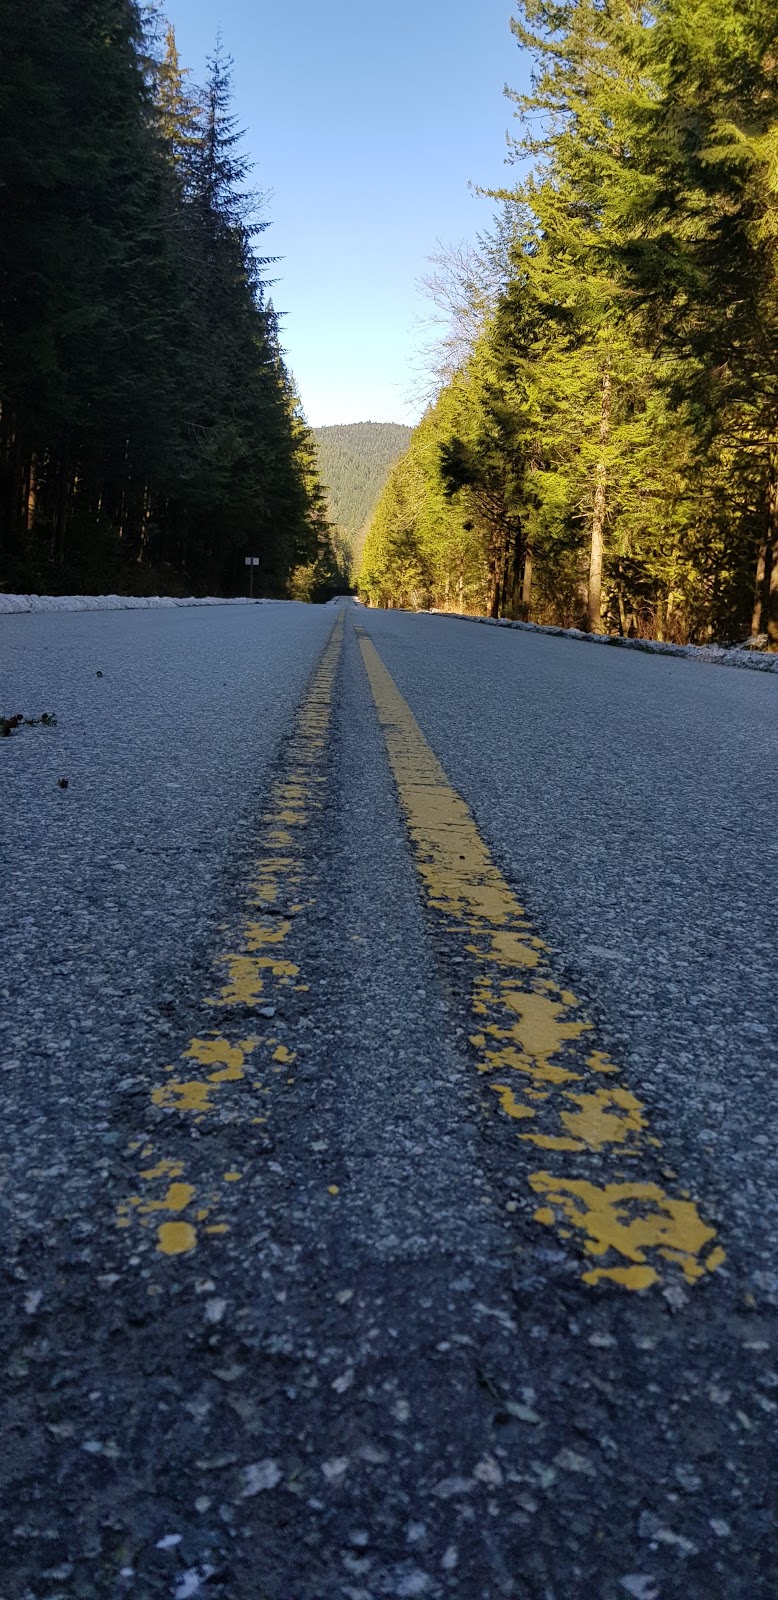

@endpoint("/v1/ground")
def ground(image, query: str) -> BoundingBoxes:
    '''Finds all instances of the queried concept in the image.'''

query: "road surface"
[1,599,776,1600]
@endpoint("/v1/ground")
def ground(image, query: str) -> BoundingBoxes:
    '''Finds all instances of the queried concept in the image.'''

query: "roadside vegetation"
[0,2,343,600]
[360,0,778,647]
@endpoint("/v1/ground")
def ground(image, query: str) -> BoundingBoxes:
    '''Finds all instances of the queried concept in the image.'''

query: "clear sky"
[161,1,529,427]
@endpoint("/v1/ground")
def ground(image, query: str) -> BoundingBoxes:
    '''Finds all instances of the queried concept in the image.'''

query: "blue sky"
[162,1,529,426]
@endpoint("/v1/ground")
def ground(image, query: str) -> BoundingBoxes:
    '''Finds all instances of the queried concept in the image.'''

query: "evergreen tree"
[0,0,165,577]
[366,0,777,647]
[615,0,778,641]
[0,4,328,597]
[155,21,199,166]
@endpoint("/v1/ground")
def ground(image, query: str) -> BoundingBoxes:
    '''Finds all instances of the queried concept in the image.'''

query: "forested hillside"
[361,0,778,648]
[313,423,412,565]
[0,1,336,599]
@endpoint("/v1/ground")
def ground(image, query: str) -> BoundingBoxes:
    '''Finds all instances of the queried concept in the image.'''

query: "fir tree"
[0,3,328,597]
[616,0,778,640]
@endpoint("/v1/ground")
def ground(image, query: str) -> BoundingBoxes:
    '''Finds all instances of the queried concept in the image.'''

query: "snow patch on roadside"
[426,610,778,675]
[0,594,277,616]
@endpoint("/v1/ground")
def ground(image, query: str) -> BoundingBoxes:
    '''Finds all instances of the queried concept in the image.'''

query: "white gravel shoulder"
[427,608,778,674]
[0,593,278,615]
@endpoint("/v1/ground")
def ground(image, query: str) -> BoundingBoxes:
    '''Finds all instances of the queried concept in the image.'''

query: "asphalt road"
[0,600,775,1600]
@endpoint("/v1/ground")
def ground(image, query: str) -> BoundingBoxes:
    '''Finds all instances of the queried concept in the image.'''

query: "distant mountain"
[313,422,412,561]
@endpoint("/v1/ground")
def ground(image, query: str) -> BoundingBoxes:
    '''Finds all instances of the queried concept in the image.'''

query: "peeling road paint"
[116,610,723,1290]
[356,626,723,1291]
[4,600,775,1600]
[116,612,344,1256]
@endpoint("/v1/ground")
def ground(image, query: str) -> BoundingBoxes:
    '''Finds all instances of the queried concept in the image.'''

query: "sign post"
[244,555,260,599]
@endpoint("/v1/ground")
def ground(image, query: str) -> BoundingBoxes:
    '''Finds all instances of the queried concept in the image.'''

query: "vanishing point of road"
[1,599,776,1600]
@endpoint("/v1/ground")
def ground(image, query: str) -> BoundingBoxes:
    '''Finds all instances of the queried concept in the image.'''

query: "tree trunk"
[488,532,502,618]
[521,549,532,612]
[25,454,38,532]
[502,523,524,619]
[751,541,768,636]
[0,410,27,561]
[766,471,778,649]
[587,365,611,633]
[753,457,778,642]
[51,451,71,563]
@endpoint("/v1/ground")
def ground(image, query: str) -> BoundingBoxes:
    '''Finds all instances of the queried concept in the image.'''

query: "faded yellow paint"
[471,930,540,969]
[490,1083,536,1121]
[252,880,278,903]
[587,1050,619,1076]
[184,1035,258,1084]
[116,611,345,1261]
[244,920,293,948]
[157,1221,197,1256]
[480,1040,581,1085]
[561,1086,647,1149]
[585,1264,660,1290]
[210,955,266,1007]
[151,1040,258,1112]
[151,1078,216,1114]
[522,1132,586,1152]
[263,808,306,826]
[521,1086,647,1152]
[501,989,591,1059]
[208,951,300,1006]
[185,1036,250,1072]
[207,1061,245,1084]
[357,627,723,1294]
[530,1173,717,1286]
[250,858,297,905]
[140,1158,184,1181]
[139,1182,195,1214]
[704,1245,727,1273]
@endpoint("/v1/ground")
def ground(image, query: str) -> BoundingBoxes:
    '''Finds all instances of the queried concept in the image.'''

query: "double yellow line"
[117,607,723,1293]
[357,627,724,1292]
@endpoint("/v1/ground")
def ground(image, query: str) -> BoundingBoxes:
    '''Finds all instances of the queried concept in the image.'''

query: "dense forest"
[313,423,412,570]
[0,0,339,599]
[361,0,778,647]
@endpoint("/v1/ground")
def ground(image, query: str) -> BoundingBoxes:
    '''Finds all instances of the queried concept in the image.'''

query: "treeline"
[361,0,778,647]
[0,0,338,598]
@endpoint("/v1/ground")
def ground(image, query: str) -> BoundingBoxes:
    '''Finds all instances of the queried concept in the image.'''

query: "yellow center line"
[356,624,724,1293]
[116,613,344,1258]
